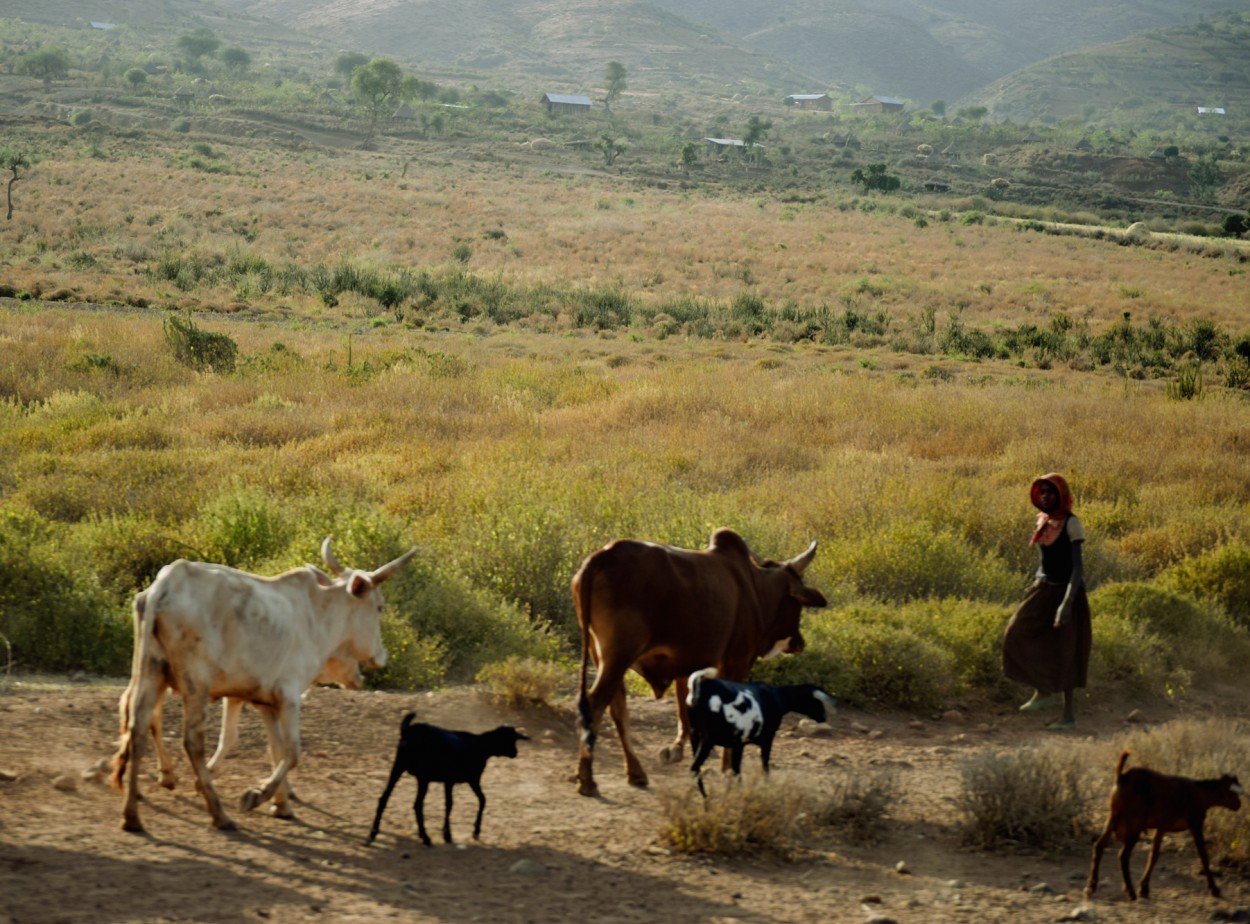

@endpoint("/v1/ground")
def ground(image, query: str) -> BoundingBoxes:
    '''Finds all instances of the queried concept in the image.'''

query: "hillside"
[960,13,1250,136]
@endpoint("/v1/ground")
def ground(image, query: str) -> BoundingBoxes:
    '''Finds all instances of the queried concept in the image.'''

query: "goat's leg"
[1138,829,1166,899]
[1118,832,1141,900]
[442,782,456,844]
[729,745,746,778]
[414,778,432,846]
[1190,824,1221,898]
[758,737,775,775]
[365,759,405,845]
[469,779,486,840]
[1084,822,1115,897]
[690,740,716,798]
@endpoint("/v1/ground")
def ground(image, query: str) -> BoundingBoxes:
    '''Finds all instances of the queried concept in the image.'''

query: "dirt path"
[2,678,1246,923]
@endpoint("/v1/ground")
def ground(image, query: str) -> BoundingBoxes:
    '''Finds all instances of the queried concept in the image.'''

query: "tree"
[334,51,370,81]
[1221,212,1248,238]
[930,99,946,118]
[679,141,699,173]
[743,115,772,165]
[604,61,627,112]
[351,57,407,145]
[177,28,220,64]
[956,105,988,122]
[220,47,251,72]
[124,67,147,89]
[2,150,30,220]
[18,47,70,89]
[1188,153,1223,202]
[598,135,626,166]
[851,163,901,192]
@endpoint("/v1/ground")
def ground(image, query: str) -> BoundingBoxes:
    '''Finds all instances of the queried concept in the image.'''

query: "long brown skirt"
[1002,581,1092,694]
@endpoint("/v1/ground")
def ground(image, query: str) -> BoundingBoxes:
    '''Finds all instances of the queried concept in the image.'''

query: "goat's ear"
[514,728,530,741]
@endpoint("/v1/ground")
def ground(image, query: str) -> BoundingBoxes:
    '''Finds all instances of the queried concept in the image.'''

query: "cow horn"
[787,540,818,575]
[371,546,419,584]
[321,537,346,576]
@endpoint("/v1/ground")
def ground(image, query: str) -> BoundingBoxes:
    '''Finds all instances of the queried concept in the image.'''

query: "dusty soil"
[2,677,1247,924]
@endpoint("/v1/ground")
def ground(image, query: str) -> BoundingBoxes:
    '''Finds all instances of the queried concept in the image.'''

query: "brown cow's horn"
[787,540,818,574]
[321,537,346,576]
[371,546,418,584]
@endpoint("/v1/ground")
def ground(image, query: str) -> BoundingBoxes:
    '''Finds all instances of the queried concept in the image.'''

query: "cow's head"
[318,538,418,670]
[760,539,827,658]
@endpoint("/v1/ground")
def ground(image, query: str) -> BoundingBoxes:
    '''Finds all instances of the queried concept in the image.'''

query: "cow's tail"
[575,562,597,749]
[111,589,151,792]
[686,666,718,708]
[1115,749,1131,780]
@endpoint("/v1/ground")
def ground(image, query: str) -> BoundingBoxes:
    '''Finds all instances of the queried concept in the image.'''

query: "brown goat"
[1085,749,1243,901]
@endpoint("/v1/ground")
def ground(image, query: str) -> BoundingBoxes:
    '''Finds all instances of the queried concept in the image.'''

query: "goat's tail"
[686,666,718,707]
[1115,749,1131,779]
[400,712,417,734]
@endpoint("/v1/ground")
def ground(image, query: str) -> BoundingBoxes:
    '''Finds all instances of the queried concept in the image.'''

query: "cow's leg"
[577,656,630,797]
[117,671,161,833]
[207,697,244,773]
[1139,829,1167,899]
[659,675,691,764]
[240,698,299,815]
[149,683,178,790]
[470,780,486,840]
[442,782,456,844]
[182,686,237,831]
[414,778,432,846]
[255,705,296,818]
[607,685,648,788]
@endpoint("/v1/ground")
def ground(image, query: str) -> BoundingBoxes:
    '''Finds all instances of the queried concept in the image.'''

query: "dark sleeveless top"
[1036,516,1082,584]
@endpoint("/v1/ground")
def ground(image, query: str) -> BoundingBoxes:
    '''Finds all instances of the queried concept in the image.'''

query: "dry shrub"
[658,775,815,857]
[814,767,899,844]
[1118,718,1250,870]
[476,655,565,708]
[957,742,1093,851]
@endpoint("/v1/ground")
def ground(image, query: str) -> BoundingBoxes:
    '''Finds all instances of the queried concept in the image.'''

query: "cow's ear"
[793,586,828,608]
[348,573,373,598]
[306,565,334,587]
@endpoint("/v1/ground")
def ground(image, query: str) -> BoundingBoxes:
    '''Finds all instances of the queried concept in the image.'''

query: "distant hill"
[957,14,1250,135]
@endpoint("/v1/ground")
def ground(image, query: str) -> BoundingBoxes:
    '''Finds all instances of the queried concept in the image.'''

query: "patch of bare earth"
[2,679,1247,924]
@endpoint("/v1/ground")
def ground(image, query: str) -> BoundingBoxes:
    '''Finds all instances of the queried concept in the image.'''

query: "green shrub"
[0,508,130,674]
[1165,543,1250,627]
[957,742,1093,850]
[476,655,567,707]
[198,484,292,568]
[163,313,238,372]
[373,615,448,690]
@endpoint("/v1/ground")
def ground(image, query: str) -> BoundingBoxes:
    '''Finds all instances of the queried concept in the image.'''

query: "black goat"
[366,713,527,847]
[686,667,836,796]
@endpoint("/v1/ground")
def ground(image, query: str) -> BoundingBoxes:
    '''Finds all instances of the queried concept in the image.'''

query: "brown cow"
[573,528,827,796]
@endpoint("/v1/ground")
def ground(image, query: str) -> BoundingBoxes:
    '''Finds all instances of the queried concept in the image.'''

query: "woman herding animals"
[1003,473,1092,731]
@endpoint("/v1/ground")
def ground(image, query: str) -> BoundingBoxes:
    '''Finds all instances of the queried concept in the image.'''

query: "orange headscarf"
[1029,473,1075,546]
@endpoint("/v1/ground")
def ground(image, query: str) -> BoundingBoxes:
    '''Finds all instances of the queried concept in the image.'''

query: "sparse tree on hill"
[1189,153,1223,202]
[599,135,626,166]
[744,115,772,165]
[930,99,946,118]
[220,47,251,73]
[604,61,627,113]
[18,47,70,89]
[351,57,407,145]
[177,29,220,65]
[956,105,988,123]
[3,149,30,220]
[334,51,370,82]
[679,141,699,173]
[124,67,147,90]
[851,163,901,192]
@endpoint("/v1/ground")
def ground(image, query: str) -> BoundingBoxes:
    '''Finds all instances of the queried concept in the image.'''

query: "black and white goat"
[366,713,527,847]
[686,667,836,796]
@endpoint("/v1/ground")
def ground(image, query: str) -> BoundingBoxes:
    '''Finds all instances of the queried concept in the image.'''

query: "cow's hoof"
[577,781,600,798]
[158,774,177,791]
[658,746,684,765]
[240,788,263,812]
[271,805,295,820]
[121,817,145,834]
[214,816,239,832]
[628,775,649,789]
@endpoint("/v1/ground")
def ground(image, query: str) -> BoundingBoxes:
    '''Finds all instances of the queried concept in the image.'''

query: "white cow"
[112,537,416,833]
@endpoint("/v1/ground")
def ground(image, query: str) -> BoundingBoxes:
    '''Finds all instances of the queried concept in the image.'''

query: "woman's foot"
[1019,691,1060,713]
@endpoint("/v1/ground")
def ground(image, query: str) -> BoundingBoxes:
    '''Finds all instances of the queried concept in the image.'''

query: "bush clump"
[658,775,814,857]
